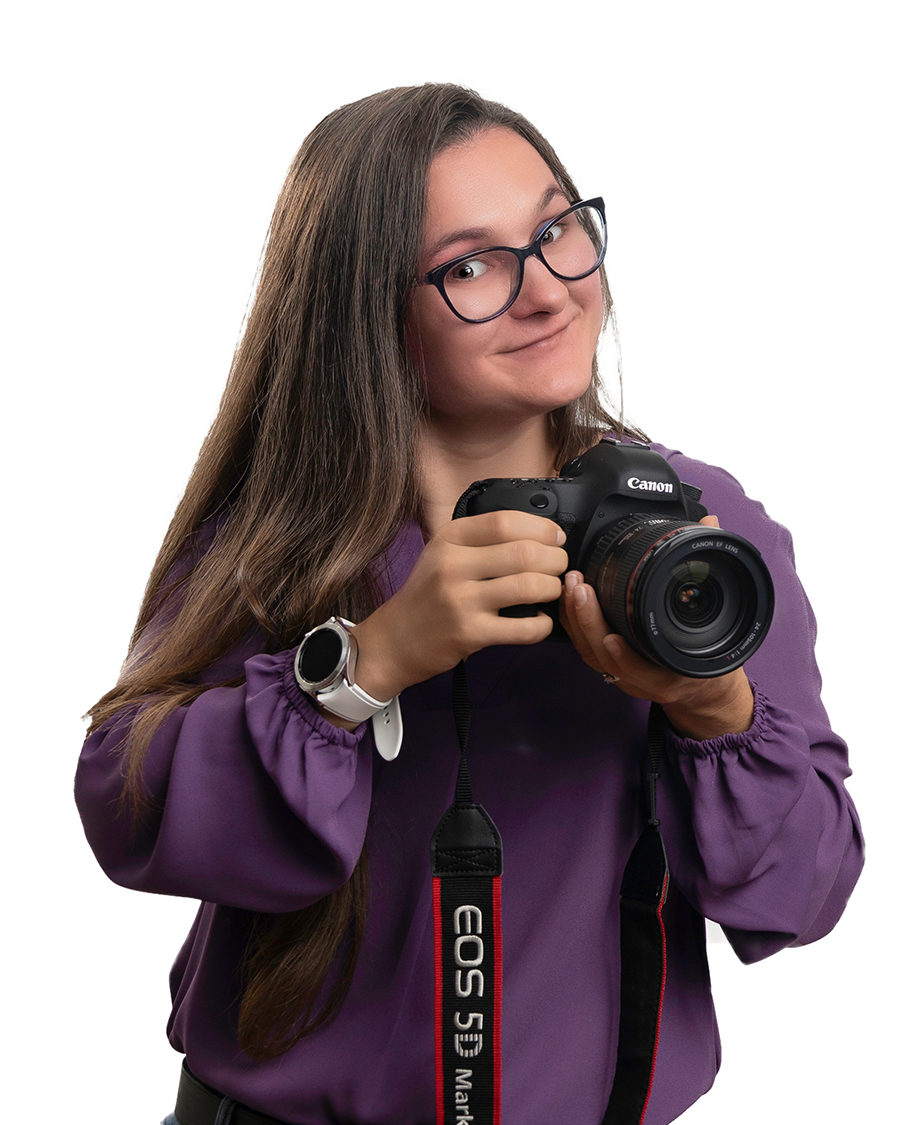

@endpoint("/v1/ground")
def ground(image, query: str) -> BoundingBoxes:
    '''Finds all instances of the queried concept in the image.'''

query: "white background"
[3,1,896,1121]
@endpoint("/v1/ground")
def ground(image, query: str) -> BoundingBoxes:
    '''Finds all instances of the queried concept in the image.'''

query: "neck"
[417,414,559,539]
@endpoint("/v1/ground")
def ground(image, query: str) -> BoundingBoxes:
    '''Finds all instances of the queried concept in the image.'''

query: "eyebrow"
[423,184,569,264]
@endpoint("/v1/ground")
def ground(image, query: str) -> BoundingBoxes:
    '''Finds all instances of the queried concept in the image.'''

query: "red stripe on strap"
[432,876,444,1124]
[493,876,503,1124]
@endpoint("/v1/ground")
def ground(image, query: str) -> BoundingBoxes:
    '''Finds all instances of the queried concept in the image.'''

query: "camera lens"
[585,518,774,677]
[669,565,722,629]
[659,554,749,652]
[671,574,719,626]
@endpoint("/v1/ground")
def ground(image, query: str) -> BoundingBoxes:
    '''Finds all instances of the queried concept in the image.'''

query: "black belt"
[175,1061,289,1125]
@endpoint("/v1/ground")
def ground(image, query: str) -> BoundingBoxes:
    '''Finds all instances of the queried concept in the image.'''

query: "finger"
[699,514,720,529]
[559,571,588,648]
[444,510,567,549]
[462,540,569,582]
[557,571,580,639]
[568,584,670,689]
[561,577,618,676]
[479,571,565,613]
[599,634,634,678]
[601,633,681,695]
[489,609,557,647]
[570,580,612,650]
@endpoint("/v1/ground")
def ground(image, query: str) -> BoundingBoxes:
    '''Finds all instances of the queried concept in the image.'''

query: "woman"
[76,84,862,1124]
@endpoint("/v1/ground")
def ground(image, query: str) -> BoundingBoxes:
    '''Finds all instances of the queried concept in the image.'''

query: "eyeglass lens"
[442,205,605,322]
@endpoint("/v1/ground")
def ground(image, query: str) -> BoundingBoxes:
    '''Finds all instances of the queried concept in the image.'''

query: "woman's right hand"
[348,511,568,705]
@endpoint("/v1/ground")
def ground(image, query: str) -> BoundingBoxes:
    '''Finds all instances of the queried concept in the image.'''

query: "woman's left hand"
[559,516,755,741]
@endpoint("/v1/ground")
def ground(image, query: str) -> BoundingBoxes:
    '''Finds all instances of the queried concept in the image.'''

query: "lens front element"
[659,552,752,654]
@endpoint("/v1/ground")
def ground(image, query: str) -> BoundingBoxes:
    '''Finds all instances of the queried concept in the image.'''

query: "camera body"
[455,439,774,678]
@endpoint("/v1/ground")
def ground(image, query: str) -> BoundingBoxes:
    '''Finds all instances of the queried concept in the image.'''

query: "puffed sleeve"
[75,647,373,913]
[653,445,863,962]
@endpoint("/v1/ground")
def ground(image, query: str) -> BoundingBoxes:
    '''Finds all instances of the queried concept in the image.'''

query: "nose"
[509,254,569,319]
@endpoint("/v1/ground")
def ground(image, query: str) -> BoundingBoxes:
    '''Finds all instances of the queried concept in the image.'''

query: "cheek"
[406,291,446,376]
[577,271,606,334]
[407,298,488,399]
[406,311,457,410]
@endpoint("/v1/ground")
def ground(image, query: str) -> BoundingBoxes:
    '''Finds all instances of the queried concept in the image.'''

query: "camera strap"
[600,702,669,1125]
[431,663,668,1125]
[431,662,503,1125]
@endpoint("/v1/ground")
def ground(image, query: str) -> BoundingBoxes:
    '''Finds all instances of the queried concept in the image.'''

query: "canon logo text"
[627,476,674,494]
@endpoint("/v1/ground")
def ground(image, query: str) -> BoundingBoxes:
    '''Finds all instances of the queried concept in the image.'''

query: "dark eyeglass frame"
[418,196,607,324]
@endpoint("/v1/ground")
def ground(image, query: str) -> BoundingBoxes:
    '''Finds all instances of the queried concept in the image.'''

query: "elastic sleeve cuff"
[279,647,370,750]
[665,682,773,758]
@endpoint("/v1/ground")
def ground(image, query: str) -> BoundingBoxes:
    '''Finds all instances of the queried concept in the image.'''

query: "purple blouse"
[75,442,863,1124]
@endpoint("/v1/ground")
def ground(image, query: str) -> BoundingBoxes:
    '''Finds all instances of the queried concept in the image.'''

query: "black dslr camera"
[455,439,774,678]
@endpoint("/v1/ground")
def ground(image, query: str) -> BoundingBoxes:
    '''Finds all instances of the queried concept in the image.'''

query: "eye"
[540,219,566,246]
[447,257,488,283]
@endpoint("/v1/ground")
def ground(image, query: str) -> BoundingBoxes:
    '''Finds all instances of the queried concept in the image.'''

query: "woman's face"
[408,127,605,433]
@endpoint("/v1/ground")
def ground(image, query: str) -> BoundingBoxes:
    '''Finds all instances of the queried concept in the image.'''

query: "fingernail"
[556,527,566,546]
[565,572,577,594]
[573,586,587,609]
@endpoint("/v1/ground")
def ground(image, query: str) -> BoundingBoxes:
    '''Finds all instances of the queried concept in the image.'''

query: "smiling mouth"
[506,320,573,353]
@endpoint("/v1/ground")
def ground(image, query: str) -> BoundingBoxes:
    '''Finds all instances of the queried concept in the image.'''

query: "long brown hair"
[88,83,637,1060]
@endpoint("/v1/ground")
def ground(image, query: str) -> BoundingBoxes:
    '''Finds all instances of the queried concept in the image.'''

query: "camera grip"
[499,603,540,618]
[458,481,564,627]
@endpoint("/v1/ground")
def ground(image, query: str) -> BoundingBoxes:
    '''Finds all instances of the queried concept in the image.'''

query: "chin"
[538,370,595,413]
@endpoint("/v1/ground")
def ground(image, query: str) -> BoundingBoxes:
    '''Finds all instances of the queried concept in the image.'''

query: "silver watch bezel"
[294,617,358,693]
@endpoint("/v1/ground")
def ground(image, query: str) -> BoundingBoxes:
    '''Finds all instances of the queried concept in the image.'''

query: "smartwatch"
[294,617,402,759]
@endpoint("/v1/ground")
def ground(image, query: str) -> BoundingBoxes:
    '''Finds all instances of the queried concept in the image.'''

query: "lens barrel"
[585,517,774,678]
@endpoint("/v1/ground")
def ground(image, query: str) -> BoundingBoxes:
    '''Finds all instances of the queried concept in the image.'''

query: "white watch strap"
[371,696,403,761]
[316,676,391,723]
[313,670,404,762]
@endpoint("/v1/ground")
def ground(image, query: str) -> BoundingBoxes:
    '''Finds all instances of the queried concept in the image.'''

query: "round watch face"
[298,626,345,688]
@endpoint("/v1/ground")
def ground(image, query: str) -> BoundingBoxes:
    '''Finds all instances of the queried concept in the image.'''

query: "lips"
[504,319,573,353]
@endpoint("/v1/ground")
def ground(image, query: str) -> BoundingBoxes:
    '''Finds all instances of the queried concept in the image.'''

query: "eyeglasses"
[418,197,607,324]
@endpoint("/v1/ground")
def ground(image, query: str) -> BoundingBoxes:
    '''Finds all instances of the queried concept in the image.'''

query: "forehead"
[424,128,563,240]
